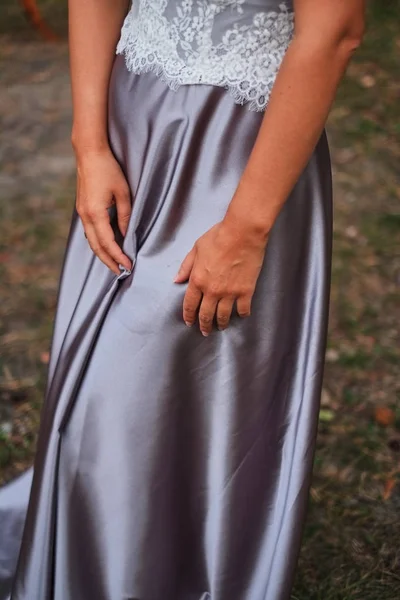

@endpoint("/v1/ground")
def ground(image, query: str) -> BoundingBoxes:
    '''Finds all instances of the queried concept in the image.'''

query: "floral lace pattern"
[116,0,294,111]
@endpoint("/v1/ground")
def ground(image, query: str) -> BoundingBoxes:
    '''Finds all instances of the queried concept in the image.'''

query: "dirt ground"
[0,3,399,599]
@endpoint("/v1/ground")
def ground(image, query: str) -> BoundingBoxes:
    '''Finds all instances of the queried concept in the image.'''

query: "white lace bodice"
[116,0,294,111]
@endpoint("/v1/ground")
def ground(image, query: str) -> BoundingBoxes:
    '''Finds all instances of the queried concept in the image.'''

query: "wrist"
[71,128,110,160]
[224,195,276,244]
[223,176,282,243]
[222,208,271,247]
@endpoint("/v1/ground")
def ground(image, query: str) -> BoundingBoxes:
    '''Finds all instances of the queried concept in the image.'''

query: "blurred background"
[0,1,399,598]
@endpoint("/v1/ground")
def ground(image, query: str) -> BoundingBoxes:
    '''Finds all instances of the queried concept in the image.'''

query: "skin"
[70,0,132,274]
[70,0,365,336]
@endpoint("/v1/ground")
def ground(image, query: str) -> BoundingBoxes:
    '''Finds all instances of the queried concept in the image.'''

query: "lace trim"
[116,1,294,112]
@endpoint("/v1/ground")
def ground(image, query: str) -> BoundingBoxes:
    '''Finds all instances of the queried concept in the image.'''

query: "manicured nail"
[201,331,209,337]
[119,263,131,274]
[185,321,193,327]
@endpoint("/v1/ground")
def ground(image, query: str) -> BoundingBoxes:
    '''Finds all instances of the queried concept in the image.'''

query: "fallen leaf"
[319,409,335,423]
[345,225,358,239]
[382,479,396,501]
[338,466,354,483]
[321,388,332,407]
[374,406,395,427]
[40,351,50,364]
[360,74,376,89]
[310,487,321,502]
[326,348,339,363]
[335,148,357,164]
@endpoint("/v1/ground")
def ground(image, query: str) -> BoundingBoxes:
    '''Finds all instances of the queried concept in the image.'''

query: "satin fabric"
[7,54,332,600]
[0,471,32,600]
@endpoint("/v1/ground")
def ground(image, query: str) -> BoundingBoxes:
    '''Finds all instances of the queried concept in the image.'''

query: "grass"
[292,4,400,597]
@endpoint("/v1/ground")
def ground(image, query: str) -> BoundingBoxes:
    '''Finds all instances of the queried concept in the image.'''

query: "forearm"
[69,0,130,155]
[226,19,364,238]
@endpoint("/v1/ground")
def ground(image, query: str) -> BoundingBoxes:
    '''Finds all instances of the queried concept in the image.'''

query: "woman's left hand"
[174,218,268,336]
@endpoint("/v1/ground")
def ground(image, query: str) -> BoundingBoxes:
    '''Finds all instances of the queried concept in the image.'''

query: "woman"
[10,1,365,599]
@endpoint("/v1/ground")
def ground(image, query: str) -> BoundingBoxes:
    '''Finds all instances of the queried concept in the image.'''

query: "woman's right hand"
[75,147,133,275]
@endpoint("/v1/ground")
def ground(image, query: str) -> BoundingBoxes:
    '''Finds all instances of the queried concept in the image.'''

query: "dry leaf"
[40,351,50,364]
[321,388,332,407]
[374,406,395,427]
[345,225,358,239]
[326,348,339,363]
[335,148,357,164]
[382,479,396,501]
[360,74,376,88]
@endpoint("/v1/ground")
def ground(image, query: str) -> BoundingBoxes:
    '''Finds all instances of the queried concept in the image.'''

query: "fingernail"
[201,331,209,337]
[185,321,193,327]
[119,263,131,274]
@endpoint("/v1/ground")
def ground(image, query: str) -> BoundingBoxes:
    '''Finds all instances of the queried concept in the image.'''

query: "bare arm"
[225,0,366,236]
[69,0,129,152]
[69,0,133,274]
[175,0,365,335]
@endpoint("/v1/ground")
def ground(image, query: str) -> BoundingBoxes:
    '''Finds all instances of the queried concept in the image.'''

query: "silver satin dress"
[4,2,333,598]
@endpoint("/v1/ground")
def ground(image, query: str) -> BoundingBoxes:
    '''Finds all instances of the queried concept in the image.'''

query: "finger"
[174,246,196,283]
[183,281,202,327]
[84,222,121,275]
[216,296,234,330]
[93,212,132,271]
[115,186,132,237]
[237,295,252,319]
[198,295,218,337]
